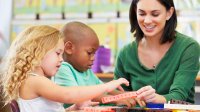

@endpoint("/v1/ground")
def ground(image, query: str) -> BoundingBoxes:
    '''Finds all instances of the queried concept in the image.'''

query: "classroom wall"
[0,0,200,105]
[0,0,12,58]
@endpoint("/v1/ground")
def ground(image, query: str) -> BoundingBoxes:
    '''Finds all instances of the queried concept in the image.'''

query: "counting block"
[83,106,115,112]
[101,92,137,104]
[170,99,192,105]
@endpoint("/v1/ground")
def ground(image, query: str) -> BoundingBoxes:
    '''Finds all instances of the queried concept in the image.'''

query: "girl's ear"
[166,7,174,20]
[64,41,73,55]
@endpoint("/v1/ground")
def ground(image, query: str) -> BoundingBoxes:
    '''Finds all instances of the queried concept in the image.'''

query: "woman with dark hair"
[114,0,200,104]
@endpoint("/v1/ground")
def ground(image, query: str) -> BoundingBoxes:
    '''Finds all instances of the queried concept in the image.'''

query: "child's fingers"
[141,100,146,107]
[89,101,100,106]
[126,98,137,108]
[78,101,100,110]
[117,86,124,92]
[118,78,129,86]
[116,99,132,108]
[105,78,129,92]
[135,98,146,107]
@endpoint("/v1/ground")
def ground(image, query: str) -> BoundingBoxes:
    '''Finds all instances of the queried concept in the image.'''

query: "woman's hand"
[136,85,156,103]
[136,85,167,103]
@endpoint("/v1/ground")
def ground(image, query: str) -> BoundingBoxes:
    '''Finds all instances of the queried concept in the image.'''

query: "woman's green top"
[114,32,200,103]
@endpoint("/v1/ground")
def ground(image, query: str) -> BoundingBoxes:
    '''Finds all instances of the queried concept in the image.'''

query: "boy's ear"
[64,41,73,54]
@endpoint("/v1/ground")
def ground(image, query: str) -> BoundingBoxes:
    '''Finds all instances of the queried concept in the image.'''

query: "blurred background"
[0,0,200,104]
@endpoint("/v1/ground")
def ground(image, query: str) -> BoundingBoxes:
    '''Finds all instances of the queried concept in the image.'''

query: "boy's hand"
[134,98,146,107]
[105,78,129,93]
[115,98,146,108]
[115,98,136,108]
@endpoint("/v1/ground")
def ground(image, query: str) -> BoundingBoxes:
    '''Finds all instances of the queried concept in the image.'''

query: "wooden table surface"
[96,73,200,81]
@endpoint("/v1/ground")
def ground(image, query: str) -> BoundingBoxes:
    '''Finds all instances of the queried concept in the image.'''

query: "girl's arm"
[31,76,129,104]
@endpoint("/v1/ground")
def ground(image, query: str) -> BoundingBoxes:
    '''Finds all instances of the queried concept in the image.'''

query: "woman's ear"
[166,7,174,20]
[64,41,73,55]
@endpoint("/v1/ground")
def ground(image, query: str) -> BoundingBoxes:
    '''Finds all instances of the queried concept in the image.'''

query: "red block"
[101,92,137,103]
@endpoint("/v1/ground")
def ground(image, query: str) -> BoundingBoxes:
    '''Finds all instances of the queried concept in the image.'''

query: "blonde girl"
[0,25,129,112]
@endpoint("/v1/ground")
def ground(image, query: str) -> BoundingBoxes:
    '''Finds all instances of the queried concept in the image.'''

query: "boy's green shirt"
[53,62,103,108]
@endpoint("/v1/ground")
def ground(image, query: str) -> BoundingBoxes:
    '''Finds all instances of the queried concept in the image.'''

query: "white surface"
[195,86,200,93]
[0,0,12,42]
[164,104,200,110]
[0,0,12,58]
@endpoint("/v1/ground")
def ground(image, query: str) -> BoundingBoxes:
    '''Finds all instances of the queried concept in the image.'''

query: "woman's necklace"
[153,65,156,69]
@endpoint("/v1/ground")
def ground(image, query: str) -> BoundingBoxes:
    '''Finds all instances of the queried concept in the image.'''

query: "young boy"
[53,21,137,109]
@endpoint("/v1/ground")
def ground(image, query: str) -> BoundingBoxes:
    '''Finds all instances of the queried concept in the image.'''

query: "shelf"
[96,73,114,78]
[197,75,200,81]
[96,73,200,81]
[12,16,200,25]
[11,18,128,25]
[12,13,200,24]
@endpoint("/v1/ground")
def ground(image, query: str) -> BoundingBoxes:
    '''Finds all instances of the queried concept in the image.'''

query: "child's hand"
[115,98,137,108]
[75,100,99,110]
[105,78,129,93]
[134,98,146,107]
[115,97,145,108]
[66,100,99,111]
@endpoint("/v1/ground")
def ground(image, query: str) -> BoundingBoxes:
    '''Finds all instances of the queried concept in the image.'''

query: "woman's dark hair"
[129,0,177,44]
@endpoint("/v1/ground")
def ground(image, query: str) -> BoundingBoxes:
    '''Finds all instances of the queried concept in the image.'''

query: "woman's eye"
[152,13,159,17]
[138,13,145,16]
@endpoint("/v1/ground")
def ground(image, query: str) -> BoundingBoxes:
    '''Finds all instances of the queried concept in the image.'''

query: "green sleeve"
[94,74,104,84]
[54,65,78,86]
[163,42,200,103]
[114,47,132,91]
[89,69,104,84]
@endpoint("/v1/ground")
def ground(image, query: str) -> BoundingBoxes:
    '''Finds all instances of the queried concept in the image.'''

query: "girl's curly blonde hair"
[0,25,63,104]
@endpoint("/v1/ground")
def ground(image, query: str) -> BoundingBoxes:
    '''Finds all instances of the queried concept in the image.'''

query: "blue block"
[146,103,164,109]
